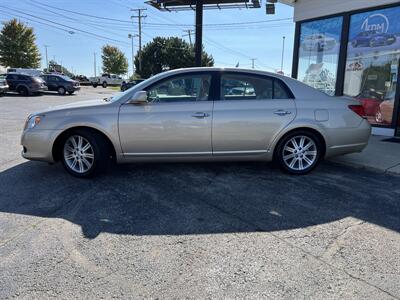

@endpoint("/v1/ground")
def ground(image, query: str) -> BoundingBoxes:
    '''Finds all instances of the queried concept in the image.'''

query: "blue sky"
[0,0,294,77]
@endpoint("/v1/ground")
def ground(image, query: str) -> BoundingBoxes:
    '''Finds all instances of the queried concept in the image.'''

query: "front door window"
[147,75,211,103]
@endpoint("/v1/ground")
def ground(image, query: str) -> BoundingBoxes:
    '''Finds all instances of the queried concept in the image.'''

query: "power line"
[26,0,136,38]
[0,5,131,46]
[24,1,292,28]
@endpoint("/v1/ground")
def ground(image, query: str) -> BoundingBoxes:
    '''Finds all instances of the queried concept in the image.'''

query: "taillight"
[348,105,366,118]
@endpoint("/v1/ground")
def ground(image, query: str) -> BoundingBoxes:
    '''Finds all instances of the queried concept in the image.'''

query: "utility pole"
[281,36,286,73]
[195,0,203,67]
[131,8,147,74]
[183,29,194,47]
[128,34,137,76]
[44,45,49,71]
[93,52,97,77]
[250,58,256,69]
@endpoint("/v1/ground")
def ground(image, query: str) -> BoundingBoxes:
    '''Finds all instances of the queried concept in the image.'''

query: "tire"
[102,81,107,88]
[68,91,74,95]
[275,130,323,175]
[61,130,110,178]
[92,83,98,88]
[352,40,358,48]
[17,86,29,96]
[57,86,66,95]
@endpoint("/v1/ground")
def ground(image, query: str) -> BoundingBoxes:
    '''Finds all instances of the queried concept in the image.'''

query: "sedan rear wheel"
[276,131,322,175]
[61,130,109,178]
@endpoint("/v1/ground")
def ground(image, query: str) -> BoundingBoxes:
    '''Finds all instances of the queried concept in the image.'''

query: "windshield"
[106,74,163,103]
[59,75,73,81]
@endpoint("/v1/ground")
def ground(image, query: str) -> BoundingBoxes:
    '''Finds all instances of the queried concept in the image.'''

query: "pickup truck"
[90,73,126,88]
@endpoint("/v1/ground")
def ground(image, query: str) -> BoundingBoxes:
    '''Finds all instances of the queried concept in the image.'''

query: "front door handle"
[274,109,292,116]
[192,112,210,118]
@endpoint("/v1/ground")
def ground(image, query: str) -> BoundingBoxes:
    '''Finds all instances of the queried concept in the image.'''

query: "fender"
[268,119,330,153]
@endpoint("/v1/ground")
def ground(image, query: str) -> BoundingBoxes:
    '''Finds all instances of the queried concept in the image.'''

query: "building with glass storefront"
[281,0,400,137]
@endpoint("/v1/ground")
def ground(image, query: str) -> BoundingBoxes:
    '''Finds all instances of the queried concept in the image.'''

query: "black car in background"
[41,74,80,95]
[120,79,145,91]
[5,73,47,96]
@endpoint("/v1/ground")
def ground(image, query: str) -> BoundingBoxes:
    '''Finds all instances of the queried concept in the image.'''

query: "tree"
[101,44,128,75]
[135,37,214,79]
[0,19,41,68]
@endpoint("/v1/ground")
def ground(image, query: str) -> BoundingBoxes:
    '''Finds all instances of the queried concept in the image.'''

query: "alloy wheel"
[282,135,318,171]
[63,135,95,174]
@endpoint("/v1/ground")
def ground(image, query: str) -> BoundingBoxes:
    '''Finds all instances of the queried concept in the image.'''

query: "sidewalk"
[330,135,400,175]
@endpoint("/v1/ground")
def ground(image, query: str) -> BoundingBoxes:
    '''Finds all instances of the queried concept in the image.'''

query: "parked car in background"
[72,75,91,86]
[21,67,371,178]
[375,90,396,124]
[301,34,336,52]
[6,73,47,96]
[356,89,384,117]
[7,68,43,77]
[0,74,9,96]
[376,100,394,124]
[41,74,80,95]
[90,73,125,88]
[352,30,396,48]
[120,79,145,91]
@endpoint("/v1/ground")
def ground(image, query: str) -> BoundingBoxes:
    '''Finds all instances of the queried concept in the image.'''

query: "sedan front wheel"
[61,130,109,178]
[275,131,323,175]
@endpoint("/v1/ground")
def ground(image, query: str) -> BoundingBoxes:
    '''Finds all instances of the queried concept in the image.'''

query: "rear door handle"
[192,112,210,118]
[274,109,292,116]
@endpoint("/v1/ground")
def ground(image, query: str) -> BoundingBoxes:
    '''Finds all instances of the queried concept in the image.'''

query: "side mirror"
[128,91,148,105]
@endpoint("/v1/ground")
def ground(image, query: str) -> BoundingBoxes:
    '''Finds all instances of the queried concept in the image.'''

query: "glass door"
[343,5,400,128]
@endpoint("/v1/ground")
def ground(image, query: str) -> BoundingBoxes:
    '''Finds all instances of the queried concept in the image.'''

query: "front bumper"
[21,129,63,162]
[68,86,81,92]
[33,86,48,93]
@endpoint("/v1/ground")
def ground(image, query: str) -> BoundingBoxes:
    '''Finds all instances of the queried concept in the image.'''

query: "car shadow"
[0,161,399,239]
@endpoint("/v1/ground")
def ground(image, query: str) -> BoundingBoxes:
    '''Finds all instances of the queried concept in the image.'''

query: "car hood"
[38,99,111,115]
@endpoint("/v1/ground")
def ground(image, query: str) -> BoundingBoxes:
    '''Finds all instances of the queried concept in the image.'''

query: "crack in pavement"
[320,220,365,260]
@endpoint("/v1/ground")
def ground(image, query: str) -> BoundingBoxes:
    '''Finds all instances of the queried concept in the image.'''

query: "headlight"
[24,115,43,130]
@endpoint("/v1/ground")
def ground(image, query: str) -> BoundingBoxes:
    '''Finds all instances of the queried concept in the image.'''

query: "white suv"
[91,73,125,88]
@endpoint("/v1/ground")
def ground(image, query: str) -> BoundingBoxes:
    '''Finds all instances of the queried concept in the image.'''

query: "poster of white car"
[301,34,336,52]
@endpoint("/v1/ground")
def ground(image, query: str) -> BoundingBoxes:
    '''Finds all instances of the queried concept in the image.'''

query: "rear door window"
[220,73,292,100]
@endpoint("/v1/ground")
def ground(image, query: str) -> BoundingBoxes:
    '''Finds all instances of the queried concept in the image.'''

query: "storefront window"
[298,17,343,95]
[344,6,400,126]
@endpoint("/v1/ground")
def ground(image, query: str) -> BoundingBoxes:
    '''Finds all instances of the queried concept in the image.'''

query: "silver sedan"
[21,67,371,177]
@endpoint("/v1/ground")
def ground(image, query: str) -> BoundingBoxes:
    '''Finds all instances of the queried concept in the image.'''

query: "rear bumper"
[21,129,63,162]
[325,120,371,158]
[0,85,8,93]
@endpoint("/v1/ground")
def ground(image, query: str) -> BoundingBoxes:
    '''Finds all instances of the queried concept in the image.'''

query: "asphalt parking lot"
[0,87,399,299]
